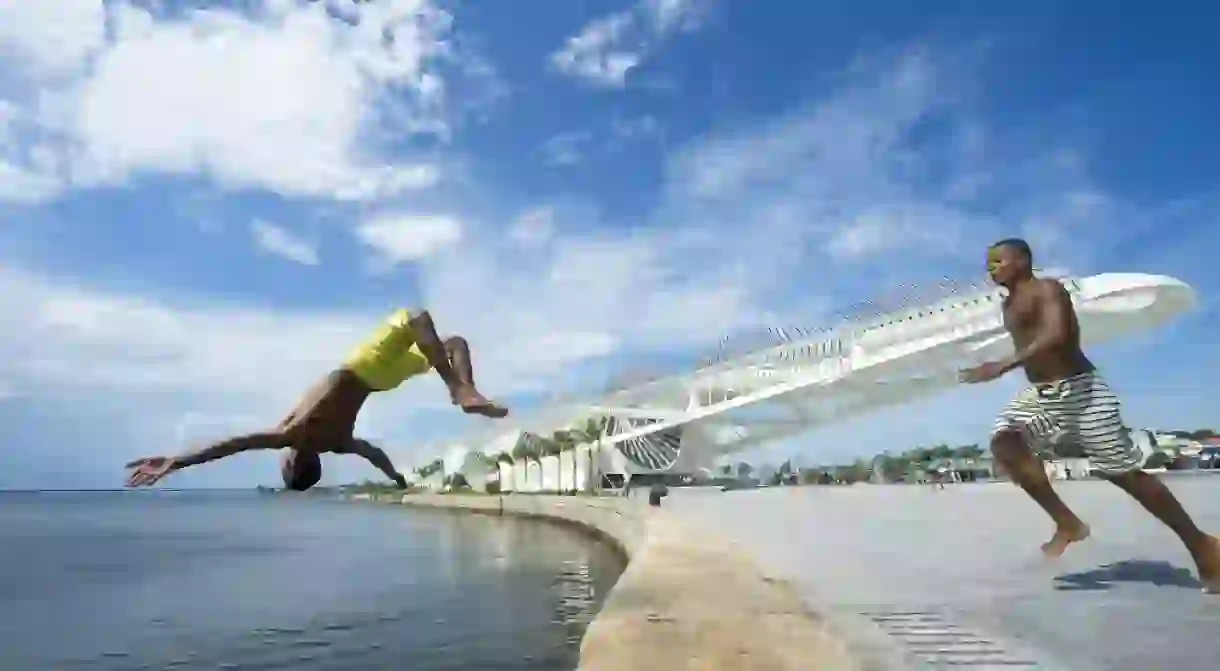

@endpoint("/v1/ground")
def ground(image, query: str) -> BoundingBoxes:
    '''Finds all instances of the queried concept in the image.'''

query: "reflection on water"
[0,492,625,671]
[554,559,601,645]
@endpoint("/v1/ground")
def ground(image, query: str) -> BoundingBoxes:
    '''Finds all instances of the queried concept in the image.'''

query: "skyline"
[1,0,1217,488]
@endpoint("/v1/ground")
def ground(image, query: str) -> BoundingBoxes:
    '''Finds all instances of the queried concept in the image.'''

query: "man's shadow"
[1054,559,1202,591]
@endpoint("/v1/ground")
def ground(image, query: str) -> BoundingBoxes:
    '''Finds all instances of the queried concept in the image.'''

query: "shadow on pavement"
[1054,560,1202,591]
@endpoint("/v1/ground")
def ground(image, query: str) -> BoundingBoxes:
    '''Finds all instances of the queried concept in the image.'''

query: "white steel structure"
[448,273,1196,483]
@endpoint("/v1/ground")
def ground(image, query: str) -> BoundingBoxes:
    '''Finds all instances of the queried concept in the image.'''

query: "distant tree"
[1170,455,1194,471]
[879,455,907,482]
[905,447,934,464]
[930,444,954,460]
[953,444,984,459]
[511,439,530,490]
[1144,451,1173,469]
[539,437,563,458]
[736,462,754,480]
[579,416,610,495]
[1190,429,1218,441]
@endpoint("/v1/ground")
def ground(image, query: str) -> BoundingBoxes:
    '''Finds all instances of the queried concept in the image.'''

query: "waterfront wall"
[397,493,863,671]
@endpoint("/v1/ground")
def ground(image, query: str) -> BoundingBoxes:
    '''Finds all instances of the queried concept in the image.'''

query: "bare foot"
[452,386,509,419]
[1040,522,1091,559]
[1189,535,1220,594]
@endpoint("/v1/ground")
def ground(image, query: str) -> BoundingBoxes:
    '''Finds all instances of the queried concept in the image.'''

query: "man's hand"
[125,456,177,488]
[959,361,1007,384]
[392,473,409,489]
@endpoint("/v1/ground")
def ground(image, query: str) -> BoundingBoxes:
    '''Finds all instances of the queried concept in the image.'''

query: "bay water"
[0,491,624,670]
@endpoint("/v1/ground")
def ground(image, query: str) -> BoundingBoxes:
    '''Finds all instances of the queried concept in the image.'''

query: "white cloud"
[0,0,106,79]
[0,266,360,400]
[611,115,660,140]
[549,0,706,88]
[251,219,320,266]
[0,0,479,203]
[652,47,1034,288]
[0,100,64,203]
[357,213,464,265]
[508,206,556,247]
[0,157,63,204]
[540,132,590,166]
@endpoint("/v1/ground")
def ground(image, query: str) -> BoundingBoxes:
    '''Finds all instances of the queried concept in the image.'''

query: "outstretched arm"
[345,439,409,488]
[125,431,290,487]
[999,280,1074,375]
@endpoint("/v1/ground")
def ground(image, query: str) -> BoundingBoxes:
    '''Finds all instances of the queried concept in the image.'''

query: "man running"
[124,309,508,490]
[959,238,1220,592]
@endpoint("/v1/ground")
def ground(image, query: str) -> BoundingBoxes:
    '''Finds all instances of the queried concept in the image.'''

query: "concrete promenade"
[665,475,1220,670]
[397,493,864,671]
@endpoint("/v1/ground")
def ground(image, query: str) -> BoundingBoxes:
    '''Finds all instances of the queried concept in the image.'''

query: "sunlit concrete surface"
[665,475,1220,670]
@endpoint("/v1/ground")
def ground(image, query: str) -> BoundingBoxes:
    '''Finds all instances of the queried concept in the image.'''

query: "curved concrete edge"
[396,494,864,670]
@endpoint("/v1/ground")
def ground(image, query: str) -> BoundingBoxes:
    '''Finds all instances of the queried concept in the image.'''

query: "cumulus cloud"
[0,101,64,203]
[0,0,478,203]
[251,219,320,266]
[357,213,464,266]
[549,0,707,88]
[0,0,106,79]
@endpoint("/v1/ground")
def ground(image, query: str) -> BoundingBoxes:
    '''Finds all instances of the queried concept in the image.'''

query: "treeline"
[718,443,988,485]
[1162,429,1218,440]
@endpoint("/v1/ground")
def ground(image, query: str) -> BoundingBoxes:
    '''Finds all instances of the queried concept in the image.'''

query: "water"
[0,491,625,670]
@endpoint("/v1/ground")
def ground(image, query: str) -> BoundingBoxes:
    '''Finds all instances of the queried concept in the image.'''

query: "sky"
[1,0,1218,489]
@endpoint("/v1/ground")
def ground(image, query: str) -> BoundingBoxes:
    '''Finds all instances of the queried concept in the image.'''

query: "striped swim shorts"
[991,371,1144,475]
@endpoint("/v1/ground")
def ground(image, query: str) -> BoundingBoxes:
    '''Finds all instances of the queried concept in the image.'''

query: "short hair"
[282,450,322,491]
[990,238,1033,262]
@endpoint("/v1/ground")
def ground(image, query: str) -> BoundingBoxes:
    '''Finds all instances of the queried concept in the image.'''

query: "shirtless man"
[124,309,507,490]
[959,238,1220,592]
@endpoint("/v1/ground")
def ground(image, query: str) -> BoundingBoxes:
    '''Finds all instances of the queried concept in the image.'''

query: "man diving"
[124,309,507,490]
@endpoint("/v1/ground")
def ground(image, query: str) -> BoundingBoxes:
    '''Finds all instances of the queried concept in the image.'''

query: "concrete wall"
[397,494,863,671]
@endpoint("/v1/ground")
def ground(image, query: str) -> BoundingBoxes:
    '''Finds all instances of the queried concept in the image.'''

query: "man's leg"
[1103,470,1220,591]
[406,310,462,391]
[406,310,506,418]
[443,335,477,388]
[991,429,1091,557]
[990,389,1092,557]
[440,335,507,416]
[1069,379,1220,591]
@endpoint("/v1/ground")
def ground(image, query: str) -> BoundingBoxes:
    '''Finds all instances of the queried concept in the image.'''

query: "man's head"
[987,238,1033,287]
[281,448,322,491]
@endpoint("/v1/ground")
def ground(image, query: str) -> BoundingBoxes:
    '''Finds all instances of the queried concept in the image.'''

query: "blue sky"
[0,0,1217,488]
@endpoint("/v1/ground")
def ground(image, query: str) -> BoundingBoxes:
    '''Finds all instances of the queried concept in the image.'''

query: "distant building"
[1044,457,1092,480]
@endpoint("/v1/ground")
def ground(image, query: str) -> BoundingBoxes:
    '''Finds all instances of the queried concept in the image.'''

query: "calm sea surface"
[0,491,624,670]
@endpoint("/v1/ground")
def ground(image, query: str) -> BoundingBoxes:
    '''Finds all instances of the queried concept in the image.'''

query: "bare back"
[1001,278,1094,383]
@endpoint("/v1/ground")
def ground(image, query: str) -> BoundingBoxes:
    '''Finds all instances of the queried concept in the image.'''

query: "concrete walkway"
[665,476,1220,670]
